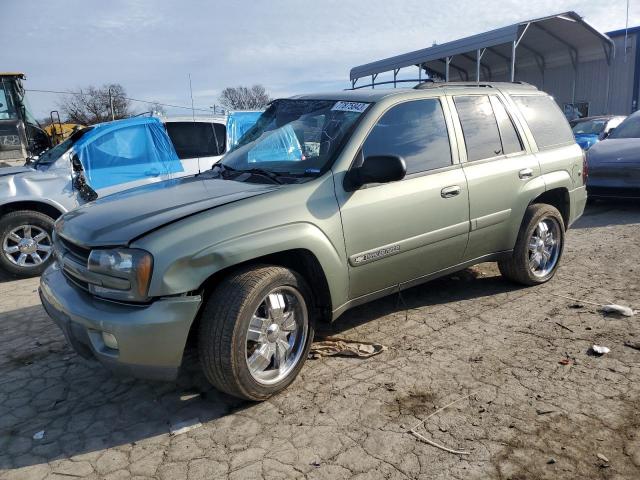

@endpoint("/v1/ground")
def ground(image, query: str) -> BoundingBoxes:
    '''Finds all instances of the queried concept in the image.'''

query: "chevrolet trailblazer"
[40,83,587,400]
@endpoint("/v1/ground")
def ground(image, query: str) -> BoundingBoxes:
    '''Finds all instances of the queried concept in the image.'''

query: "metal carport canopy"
[349,11,614,87]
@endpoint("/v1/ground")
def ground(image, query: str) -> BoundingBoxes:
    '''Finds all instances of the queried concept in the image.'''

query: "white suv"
[163,115,227,175]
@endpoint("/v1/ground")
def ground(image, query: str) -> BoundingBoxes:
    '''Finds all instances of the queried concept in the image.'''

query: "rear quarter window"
[511,95,574,150]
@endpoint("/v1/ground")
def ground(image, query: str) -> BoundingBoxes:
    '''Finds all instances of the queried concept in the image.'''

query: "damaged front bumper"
[39,263,201,381]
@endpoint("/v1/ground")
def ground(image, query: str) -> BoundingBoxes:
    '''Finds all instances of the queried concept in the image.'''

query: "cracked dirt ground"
[1,202,639,480]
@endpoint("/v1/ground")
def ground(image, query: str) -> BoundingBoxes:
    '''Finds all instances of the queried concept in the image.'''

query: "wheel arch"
[530,187,570,228]
[0,200,65,221]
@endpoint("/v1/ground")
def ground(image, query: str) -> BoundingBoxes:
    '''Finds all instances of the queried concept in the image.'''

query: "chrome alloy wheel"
[2,225,53,267]
[245,287,308,385]
[528,218,561,277]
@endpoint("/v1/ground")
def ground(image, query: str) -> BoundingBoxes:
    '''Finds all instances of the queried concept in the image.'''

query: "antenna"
[624,0,630,63]
[188,73,195,121]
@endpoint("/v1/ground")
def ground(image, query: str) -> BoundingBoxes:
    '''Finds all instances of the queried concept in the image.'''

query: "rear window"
[511,95,574,149]
[165,122,225,159]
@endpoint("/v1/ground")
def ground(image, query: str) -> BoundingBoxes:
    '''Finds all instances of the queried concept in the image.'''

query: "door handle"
[518,168,534,179]
[441,185,461,198]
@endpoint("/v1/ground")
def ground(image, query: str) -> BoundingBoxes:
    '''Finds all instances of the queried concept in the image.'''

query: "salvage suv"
[40,83,587,401]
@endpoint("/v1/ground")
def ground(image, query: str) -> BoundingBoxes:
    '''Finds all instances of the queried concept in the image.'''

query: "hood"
[574,133,598,150]
[58,176,279,246]
[0,166,34,177]
[587,138,640,165]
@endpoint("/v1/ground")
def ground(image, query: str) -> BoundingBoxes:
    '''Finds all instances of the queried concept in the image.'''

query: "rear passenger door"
[449,94,544,261]
[337,98,470,299]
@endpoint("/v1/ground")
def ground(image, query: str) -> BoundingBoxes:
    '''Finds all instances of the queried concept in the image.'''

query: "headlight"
[87,248,153,302]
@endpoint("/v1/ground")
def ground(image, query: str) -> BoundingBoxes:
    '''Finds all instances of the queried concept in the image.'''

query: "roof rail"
[413,81,536,90]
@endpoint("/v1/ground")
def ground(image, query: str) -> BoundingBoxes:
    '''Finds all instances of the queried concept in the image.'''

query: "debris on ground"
[536,409,555,415]
[33,430,45,440]
[549,293,636,317]
[597,453,610,463]
[600,304,637,317]
[408,390,479,455]
[309,337,387,359]
[591,345,610,356]
[555,322,575,333]
[624,341,640,351]
[547,458,557,464]
[559,358,573,366]
[169,418,202,436]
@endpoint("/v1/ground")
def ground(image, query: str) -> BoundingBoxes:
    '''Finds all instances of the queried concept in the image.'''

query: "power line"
[25,88,220,114]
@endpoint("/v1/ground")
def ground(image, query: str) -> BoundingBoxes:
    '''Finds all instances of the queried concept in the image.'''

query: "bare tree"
[57,84,134,125]
[218,85,271,111]
[149,102,166,116]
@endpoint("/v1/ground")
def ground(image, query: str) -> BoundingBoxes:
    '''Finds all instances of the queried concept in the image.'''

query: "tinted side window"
[454,95,502,161]
[511,95,574,149]
[362,99,452,175]
[165,122,221,159]
[489,96,523,155]
[213,123,227,153]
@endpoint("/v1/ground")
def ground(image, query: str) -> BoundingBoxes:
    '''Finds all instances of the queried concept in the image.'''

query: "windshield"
[34,127,92,166]
[608,114,640,139]
[571,118,607,135]
[220,99,370,180]
[0,79,19,120]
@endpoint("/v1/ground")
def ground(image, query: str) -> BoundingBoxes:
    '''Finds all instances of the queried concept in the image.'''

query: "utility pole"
[108,87,115,120]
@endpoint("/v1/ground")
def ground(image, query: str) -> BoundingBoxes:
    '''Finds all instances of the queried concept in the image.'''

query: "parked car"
[569,115,626,150]
[163,115,227,173]
[40,83,587,400]
[586,110,640,199]
[0,115,225,277]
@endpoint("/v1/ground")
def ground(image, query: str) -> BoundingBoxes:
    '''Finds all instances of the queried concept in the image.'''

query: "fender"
[540,169,573,192]
[0,196,68,217]
[148,222,349,309]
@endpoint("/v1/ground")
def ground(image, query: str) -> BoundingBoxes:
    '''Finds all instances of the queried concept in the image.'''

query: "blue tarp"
[73,117,183,190]
[226,111,263,149]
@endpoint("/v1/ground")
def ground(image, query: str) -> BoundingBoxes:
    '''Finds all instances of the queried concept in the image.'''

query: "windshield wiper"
[236,168,284,184]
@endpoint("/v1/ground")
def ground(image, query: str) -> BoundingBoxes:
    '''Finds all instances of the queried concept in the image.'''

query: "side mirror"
[344,154,406,191]
[600,128,614,140]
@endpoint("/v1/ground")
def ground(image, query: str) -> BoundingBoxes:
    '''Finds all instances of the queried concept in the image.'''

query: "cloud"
[4,0,638,118]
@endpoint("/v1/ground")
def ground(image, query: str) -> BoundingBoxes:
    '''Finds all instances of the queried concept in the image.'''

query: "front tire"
[198,265,314,401]
[498,204,565,286]
[0,210,55,278]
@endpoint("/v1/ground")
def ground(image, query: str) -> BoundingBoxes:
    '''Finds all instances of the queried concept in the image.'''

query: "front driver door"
[335,98,470,300]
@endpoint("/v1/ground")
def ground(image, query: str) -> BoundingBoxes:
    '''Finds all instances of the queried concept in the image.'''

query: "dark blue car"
[587,111,640,199]
[570,115,625,150]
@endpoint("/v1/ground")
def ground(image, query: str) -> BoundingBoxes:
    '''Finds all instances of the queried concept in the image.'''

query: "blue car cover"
[72,117,183,190]
[227,111,263,149]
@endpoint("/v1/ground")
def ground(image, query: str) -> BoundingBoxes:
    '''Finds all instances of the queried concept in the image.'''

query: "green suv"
[40,83,587,400]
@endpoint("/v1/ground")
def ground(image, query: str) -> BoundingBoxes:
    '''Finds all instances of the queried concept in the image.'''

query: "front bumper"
[39,263,202,381]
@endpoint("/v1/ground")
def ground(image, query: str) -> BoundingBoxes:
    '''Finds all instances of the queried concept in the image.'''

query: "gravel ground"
[1,202,639,480]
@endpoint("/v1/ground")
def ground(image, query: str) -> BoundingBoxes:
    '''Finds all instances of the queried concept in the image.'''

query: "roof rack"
[413,81,536,90]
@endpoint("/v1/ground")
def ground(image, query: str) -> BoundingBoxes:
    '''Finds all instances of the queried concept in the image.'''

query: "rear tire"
[0,210,55,278]
[498,204,565,286]
[198,265,314,401]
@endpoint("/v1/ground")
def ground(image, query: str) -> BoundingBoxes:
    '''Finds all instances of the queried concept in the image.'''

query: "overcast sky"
[4,0,638,118]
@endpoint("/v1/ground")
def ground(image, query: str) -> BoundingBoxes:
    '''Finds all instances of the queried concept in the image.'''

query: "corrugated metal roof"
[350,11,614,82]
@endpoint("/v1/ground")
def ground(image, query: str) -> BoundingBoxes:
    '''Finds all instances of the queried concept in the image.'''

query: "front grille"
[57,236,90,264]
[53,233,92,291]
[62,269,90,292]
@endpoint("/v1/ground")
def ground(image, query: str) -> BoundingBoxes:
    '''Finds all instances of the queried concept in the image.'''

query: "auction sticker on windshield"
[331,101,369,113]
